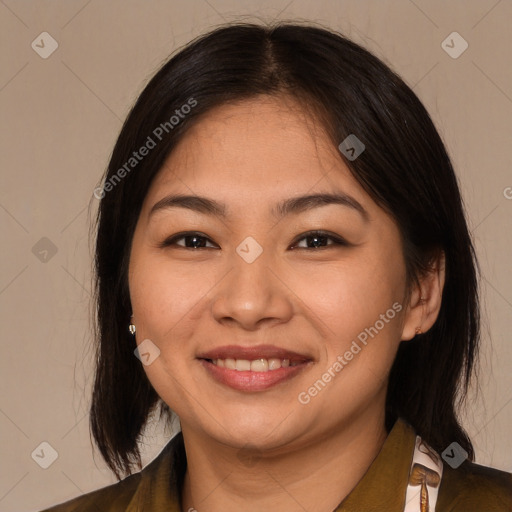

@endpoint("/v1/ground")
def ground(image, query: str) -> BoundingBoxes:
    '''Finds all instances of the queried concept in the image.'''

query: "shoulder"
[39,472,141,512]
[438,459,512,511]
[40,432,185,512]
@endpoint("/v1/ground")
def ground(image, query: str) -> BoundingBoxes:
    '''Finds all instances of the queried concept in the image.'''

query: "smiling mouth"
[198,357,312,392]
[196,344,313,391]
[202,357,306,372]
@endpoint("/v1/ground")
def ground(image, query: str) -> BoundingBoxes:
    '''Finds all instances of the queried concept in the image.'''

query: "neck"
[180,408,389,512]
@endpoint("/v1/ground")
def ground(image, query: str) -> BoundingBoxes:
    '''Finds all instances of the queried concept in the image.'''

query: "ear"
[401,250,446,341]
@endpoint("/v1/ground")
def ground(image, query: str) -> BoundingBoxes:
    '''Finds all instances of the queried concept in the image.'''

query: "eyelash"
[159,230,349,251]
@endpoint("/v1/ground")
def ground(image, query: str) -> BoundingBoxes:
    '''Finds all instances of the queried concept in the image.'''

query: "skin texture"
[128,94,445,512]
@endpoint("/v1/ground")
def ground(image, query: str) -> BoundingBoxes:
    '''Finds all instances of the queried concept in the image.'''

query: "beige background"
[0,1,511,510]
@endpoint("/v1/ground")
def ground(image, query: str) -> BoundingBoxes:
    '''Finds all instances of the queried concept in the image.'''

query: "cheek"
[299,263,405,408]
[303,254,404,345]
[128,254,209,407]
[130,256,212,338]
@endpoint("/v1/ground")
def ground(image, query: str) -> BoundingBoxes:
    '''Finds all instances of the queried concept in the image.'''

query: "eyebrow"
[149,192,369,222]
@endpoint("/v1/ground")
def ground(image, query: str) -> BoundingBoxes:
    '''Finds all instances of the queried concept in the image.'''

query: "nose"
[211,247,294,331]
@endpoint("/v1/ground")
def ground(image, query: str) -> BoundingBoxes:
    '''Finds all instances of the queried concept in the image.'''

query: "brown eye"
[290,230,348,250]
[161,232,217,249]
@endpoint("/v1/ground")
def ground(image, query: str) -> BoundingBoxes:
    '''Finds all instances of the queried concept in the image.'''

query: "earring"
[415,296,426,335]
[128,315,136,335]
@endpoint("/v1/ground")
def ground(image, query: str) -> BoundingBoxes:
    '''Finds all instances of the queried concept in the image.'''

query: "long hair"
[90,21,480,479]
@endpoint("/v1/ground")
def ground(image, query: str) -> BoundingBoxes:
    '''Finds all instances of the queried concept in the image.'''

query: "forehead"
[143,95,373,218]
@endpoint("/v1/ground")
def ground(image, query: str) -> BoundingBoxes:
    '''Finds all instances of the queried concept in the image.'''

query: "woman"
[42,22,512,512]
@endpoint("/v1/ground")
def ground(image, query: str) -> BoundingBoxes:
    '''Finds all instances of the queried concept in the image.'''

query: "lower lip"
[199,359,310,391]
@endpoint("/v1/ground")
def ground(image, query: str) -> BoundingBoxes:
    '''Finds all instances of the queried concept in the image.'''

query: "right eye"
[160,232,218,250]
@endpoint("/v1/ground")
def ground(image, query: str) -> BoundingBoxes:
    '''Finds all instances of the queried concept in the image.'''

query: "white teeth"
[224,358,236,370]
[250,359,268,372]
[268,358,281,370]
[235,359,251,371]
[211,357,297,371]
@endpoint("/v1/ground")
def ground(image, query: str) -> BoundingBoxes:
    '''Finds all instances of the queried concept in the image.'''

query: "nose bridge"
[211,236,292,328]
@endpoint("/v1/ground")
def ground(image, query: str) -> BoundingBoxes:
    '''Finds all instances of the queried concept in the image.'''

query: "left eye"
[290,231,348,250]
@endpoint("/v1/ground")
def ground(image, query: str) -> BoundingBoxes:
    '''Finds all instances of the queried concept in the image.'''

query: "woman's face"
[128,95,418,452]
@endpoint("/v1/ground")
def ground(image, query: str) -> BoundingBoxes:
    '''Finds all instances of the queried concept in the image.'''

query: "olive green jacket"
[41,418,512,511]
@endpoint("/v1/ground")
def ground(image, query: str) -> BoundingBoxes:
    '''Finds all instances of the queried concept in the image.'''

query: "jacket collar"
[336,418,417,511]
[125,430,184,512]
[125,417,416,511]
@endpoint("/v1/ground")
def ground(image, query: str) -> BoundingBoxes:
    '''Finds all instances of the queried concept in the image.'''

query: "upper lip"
[197,344,312,363]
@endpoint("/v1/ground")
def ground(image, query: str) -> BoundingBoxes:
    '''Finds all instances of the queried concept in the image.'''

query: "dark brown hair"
[90,21,480,479]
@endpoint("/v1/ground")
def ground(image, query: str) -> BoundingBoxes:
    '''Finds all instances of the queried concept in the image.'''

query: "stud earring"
[128,315,136,335]
[415,296,426,335]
